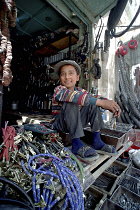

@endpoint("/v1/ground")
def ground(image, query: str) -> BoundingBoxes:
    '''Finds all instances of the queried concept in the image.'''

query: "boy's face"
[59,65,80,91]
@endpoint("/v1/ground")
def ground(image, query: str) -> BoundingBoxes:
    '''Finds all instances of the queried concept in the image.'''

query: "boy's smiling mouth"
[65,80,71,84]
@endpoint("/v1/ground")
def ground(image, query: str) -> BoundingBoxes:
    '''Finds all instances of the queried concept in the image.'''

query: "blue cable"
[45,189,49,208]
[66,174,78,209]
[21,158,32,177]
[62,163,84,209]
[60,167,75,210]
[53,159,75,210]
[49,196,60,209]
[46,191,54,210]
[28,153,84,210]
[32,173,37,203]
[36,183,40,203]
[28,154,59,179]
[64,164,83,209]
[62,195,68,210]
[43,187,46,201]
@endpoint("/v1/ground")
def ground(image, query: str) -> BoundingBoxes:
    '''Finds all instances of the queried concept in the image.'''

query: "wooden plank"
[92,141,133,180]
[51,36,77,50]
[35,32,78,56]
[86,154,109,172]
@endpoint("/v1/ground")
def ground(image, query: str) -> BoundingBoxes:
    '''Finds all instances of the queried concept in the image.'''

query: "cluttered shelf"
[35,32,79,56]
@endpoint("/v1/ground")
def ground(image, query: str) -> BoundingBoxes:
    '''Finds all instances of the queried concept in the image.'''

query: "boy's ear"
[77,75,80,81]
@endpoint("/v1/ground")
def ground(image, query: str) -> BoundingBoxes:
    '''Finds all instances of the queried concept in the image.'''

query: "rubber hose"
[116,115,123,123]
[104,30,110,52]
[124,111,132,125]
[0,177,35,209]
[107,0,128,31]
[120,94,129,112]
[111,5,140,37]
[0,198,33,210]
[130,114,140,128]
[128,98,140,119]
[95,63,101,79]
[120,110,127,123]
[115,91,125,111]
[27,141,40,154]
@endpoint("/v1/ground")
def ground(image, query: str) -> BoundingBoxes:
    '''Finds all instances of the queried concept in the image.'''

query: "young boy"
[51,60,121,162]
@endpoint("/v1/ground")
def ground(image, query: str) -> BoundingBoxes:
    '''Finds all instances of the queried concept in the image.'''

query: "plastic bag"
[128,149,140,169]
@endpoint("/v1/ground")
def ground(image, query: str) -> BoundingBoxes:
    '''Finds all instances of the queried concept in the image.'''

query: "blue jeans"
[54,102,104,139]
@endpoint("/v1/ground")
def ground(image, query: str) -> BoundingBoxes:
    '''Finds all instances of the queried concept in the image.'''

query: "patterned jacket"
[51,85,106,118]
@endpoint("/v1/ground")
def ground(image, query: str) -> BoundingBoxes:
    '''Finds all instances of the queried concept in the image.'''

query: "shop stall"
[0,0,140,209]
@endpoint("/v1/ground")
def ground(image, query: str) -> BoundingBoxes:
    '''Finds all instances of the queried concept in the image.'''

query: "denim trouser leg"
[55,102,104,139]
[80,104,104,132]
[55,103,84,139]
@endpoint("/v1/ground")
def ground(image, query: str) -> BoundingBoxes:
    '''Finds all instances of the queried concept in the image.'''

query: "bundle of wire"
[26,153,84,210]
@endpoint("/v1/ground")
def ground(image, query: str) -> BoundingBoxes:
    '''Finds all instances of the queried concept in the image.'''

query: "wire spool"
[128,39,138,49]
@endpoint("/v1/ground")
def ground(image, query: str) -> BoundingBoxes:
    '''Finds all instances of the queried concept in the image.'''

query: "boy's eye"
[60,73,65,76]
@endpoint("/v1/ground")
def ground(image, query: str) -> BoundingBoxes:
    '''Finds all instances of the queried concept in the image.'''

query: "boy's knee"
[62,102,79,112]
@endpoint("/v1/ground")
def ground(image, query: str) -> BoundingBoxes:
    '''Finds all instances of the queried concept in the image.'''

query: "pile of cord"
[0,123,84,209]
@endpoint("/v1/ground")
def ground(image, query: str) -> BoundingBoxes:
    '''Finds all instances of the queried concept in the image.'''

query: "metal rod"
[69,31,72,59]
[45,0,71,23]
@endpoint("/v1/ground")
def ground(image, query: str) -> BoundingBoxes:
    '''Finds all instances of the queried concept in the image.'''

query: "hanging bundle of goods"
[115,40,140,128]
[0,0,17,86]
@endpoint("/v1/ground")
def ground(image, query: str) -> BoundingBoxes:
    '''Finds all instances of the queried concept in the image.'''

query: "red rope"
[0,122,18,161]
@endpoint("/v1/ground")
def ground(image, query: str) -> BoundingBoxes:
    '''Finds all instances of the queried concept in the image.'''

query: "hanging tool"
[115,41,128,57]
[92,17,104,53]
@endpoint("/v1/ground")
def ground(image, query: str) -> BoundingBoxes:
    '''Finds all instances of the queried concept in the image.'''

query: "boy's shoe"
[74,146,99,163]
[95,144,118,156]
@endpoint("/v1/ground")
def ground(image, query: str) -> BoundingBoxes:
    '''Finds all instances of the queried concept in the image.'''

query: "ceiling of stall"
[13,0,118,40]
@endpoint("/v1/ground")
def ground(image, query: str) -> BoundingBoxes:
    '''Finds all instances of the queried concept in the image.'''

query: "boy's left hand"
[96,99,121,118]
[113,108,121,118]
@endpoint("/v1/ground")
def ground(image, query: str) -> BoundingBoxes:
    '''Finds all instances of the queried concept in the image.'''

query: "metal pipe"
[45,0,72,23]
[69,32,72,59]
[63,0,90,32]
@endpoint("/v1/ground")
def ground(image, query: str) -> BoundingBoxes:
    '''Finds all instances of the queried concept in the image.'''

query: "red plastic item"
[115,49,120,57]
[115,45,128,57]
[126,145,140,153]
[128,39,138,49]
[118,45,128,55]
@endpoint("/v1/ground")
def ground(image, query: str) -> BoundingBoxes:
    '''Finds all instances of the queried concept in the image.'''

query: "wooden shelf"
[78,140,133,191]
[35,32,78,56]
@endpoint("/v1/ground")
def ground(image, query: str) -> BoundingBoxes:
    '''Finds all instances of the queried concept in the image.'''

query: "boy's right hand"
[96,99,121,117]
